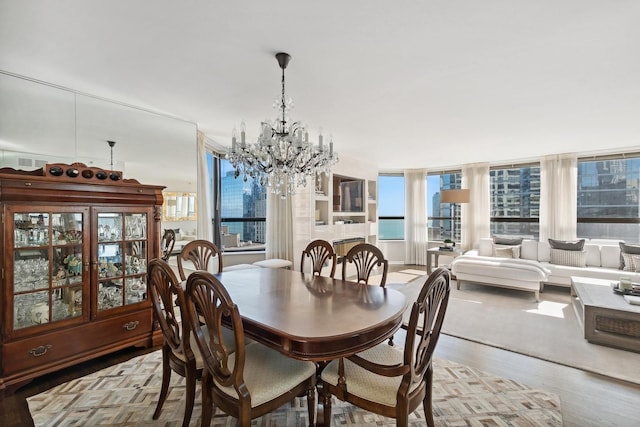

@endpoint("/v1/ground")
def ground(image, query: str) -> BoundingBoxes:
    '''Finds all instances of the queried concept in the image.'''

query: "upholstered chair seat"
[320,344,422,407]
[215,341,317,406]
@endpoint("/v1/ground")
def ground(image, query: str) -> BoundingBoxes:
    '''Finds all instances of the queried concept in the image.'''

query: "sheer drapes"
[461,163,490,251]
[540,153,577,241]
[196,131,213,241]
[404,169,427,265]
[266,192,294,261]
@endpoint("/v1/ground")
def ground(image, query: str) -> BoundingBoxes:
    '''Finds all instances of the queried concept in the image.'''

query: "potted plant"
[443,239,455,249]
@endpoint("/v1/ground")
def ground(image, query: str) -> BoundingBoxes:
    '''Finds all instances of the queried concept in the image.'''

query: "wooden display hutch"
[0,163,164,395]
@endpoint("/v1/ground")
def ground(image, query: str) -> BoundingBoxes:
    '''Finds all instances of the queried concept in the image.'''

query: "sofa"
[451,237,640,301]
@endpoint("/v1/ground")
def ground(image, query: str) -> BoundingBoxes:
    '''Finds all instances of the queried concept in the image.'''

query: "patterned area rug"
[27,350,561,426]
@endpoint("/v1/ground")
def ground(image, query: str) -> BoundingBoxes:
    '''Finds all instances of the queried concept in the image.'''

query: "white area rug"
[392,270,640,385]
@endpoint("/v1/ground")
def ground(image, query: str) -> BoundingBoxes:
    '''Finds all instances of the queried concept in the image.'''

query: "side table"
[427,247,463,274]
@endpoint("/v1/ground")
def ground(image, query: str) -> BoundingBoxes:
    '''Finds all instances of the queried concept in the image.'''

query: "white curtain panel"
[196,131,213,241]
[404,169,427,265]
[266,192,294,261]
[540,153,577,241]
[461,163,490,251]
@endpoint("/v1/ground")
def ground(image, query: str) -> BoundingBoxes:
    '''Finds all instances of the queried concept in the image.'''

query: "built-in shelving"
[293,154,378,272]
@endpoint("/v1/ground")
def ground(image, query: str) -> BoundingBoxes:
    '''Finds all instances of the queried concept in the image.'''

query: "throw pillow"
[548,238,585,251]
[494,247,516,258]
[619,242,640,270]
[493,236,523,246]
[549,248,586,267]
[493,244,521,259]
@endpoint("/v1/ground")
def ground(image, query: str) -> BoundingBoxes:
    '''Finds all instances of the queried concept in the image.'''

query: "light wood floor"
[1,265,639,426]
[394,264,640,427]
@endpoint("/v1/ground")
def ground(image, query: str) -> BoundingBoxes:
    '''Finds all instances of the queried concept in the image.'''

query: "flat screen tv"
[333,175,364,212]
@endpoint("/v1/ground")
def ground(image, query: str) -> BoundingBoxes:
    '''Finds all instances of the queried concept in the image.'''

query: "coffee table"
[570,276,640,353]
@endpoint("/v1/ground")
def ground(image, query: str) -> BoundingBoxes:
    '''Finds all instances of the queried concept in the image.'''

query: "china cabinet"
[0,163,164,394]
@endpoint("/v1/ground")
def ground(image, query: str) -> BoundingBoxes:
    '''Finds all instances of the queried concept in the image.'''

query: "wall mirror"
[0,72,198,192]
[162,192,197,221]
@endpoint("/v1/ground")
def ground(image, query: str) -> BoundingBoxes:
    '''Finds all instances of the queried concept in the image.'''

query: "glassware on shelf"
[98,213,123,242]
[125,277,147,305]
[14,255,49,293]
[98,280,124,310]
[125,214,146,240]
[14,291,49,329]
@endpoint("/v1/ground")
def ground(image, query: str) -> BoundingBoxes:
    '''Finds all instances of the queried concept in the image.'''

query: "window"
[489,164,540,238]
[427,171,462,241]
[207,152,267,251]
[378,174,405,240]
[577,154,640,243]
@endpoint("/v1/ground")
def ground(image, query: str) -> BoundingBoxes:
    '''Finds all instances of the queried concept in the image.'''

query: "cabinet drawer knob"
[29,344,52,357]
[123,320,139,331]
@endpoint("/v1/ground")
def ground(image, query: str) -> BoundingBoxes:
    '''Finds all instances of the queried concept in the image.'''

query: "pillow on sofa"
[619,242,640,271]
[493,236,523,246]
[550,248,586,267]
[493,244,521,258]
[494,246,518,258]
[548,238,585,251]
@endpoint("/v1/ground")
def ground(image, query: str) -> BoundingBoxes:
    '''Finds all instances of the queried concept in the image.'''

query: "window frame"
[577,153,640,242]
[378,173,405,240]
[489,162,540,238]
[427,170,463,242]
[207,152,267,252]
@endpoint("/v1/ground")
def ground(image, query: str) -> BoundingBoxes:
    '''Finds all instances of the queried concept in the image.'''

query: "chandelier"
[227,52,338,197]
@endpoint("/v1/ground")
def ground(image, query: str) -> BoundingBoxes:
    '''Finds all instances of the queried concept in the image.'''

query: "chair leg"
[200,374,213,427]
[321,384,332,427]
[153,346,172,420]
[306,382,316,427]
[182,366,197,427]
[423,366,435,427]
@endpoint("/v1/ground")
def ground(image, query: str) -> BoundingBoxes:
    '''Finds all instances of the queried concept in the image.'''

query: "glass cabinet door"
[11,208,88,332]
[96,211,148,313]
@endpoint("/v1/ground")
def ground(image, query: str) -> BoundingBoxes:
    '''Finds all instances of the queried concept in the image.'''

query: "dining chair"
[176,239,223,281]
[147,258,204,427]
[341,242,389,286]
[184,270,317,427]
[300,239,337,278]
[320,267,451,427]
[160,229,176,261]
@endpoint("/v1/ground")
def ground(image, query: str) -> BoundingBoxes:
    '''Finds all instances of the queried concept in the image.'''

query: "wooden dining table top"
[211,267,408,362]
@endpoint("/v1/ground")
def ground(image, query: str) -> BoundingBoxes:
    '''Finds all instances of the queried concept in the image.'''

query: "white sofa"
[451,238,640,301]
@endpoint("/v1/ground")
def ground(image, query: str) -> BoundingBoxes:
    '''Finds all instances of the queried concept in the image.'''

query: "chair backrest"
[177,239,223,280]
[160,229,176,261]
[300,239,337,277]
[403,267,450,390]
[148,258,193,360]
[341,243,388,286]
[184,270,245,390]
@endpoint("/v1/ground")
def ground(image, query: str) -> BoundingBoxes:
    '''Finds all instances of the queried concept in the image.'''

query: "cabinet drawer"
[3,311,152,375]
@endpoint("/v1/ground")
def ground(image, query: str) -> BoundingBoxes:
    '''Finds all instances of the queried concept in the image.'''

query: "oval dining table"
[212,267,408,362]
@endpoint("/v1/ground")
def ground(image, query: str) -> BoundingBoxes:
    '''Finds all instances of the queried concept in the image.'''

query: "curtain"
[196,131,213,241]
[404,169,427,265]
[540,153,577,241]
[266,192,294,261]
[461,163,490,250]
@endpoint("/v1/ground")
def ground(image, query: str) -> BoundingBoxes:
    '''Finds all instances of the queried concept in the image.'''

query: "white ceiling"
[1,1,640,172]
